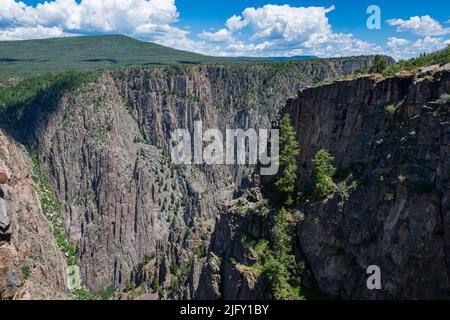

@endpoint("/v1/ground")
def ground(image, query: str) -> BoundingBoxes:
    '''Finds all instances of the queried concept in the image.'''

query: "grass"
[0,34,317,81]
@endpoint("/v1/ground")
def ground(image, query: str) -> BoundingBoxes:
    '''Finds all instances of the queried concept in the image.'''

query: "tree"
[370,55,388,73]
[312,149,336,199]
[275,114,300,206]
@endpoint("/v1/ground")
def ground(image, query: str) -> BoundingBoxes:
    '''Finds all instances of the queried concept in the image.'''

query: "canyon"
[0,54,449,300]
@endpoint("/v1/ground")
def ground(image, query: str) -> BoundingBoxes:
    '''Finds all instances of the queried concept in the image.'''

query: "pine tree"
[275,114,300,206]
[312,149,336,199]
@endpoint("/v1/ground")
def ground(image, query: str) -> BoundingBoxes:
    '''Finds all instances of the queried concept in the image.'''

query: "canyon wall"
[4,55,435,299]
[286,64,450,299]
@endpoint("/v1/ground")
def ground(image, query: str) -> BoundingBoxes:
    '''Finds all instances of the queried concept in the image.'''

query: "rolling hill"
[0,35,317,81]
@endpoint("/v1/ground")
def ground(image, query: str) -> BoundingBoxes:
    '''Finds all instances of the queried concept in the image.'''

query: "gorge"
[0,50,449,300]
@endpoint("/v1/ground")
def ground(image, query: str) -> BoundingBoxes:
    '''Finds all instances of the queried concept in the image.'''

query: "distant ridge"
[0,34,296,80]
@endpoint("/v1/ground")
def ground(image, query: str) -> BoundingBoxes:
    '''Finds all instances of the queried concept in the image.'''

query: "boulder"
[0,167,11,185]
[0,198,10,234]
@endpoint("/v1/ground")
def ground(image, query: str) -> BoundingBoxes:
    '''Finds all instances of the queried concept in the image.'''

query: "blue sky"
[2,0,450,59]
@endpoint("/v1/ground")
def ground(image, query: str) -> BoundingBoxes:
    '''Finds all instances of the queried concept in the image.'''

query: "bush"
[369,55,388,73]
[312,149,336,199]
[97,284,117,300]
[21,265,31,280]
[384,193,395,202]
[152,278,160,292]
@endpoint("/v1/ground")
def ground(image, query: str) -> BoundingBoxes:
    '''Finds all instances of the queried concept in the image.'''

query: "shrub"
[152,278,159,292]
[21,265,31,280]
[369,55,388,73]
[312,149,336,199]
[97,284,117,300]
[384,193,395,202]
[385,103,399,114]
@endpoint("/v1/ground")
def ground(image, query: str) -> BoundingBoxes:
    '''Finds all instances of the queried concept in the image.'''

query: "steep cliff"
[0,56,377,299]
[286,63,450,299]
[0,129,68,299]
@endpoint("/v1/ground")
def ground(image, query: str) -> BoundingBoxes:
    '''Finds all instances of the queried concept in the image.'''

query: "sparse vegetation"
[437,93,450,103]
[29,151,78,267]
[383,45,450,76]
[385,102,400,114]
[21,264,31,280]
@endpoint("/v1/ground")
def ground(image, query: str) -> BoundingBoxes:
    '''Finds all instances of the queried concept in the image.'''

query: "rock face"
[0,57,375,298]
[285,65,450,298]
[0,129,68,299]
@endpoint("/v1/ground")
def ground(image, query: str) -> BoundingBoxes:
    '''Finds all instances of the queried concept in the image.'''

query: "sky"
[0,0,449,60]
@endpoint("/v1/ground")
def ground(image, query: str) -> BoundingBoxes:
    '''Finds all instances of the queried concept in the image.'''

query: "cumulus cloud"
[0,1,447,60]
[387,15,450,36]
[0,0,195,49]
[195,4,383,57]
[0,26,73,41]
[198,28,231,43]
[385,36,450,60]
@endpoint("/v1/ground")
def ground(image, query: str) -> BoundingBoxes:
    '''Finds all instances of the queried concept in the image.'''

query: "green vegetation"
[152,278,160,292]
[73,286,96,300]
[0,35,221,80]
[312,149,336,199]
[249,208,304,300]
[352,45,450,77]
[96,284,117,300]
[0,35,314,81]
[384,193,395,202]
[30,152,78,267]
[437,93,450,103]
[384,45,450,76]
[20,264,31,280]
[73,284,117,300]
[385,102,401,114]
[370,55,388,73]
[0,70,101,110]
[353,55,391,76]
[275,114,300,205]
[133,136,150,145]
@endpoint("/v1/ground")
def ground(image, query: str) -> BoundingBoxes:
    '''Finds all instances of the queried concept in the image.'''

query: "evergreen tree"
[312,149,336,199]
[275,114,300,206]
[271,207,301,299]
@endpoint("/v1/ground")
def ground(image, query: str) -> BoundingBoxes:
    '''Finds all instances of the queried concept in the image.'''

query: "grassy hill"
[0,35,247,80]
[0,35,321,81]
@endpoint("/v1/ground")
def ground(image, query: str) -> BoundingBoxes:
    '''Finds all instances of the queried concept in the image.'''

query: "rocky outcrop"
[0,129,68,299]
[285,64,450,299]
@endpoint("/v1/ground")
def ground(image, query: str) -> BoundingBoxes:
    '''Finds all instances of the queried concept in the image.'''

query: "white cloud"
[198,28,231,43]
[387,15,450,36]
[387,37,411,48]
[0,1,447,60]
[195,4,383,58]
[385,36,449,60]
[0,26,73,41]
[0,0,188,44]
